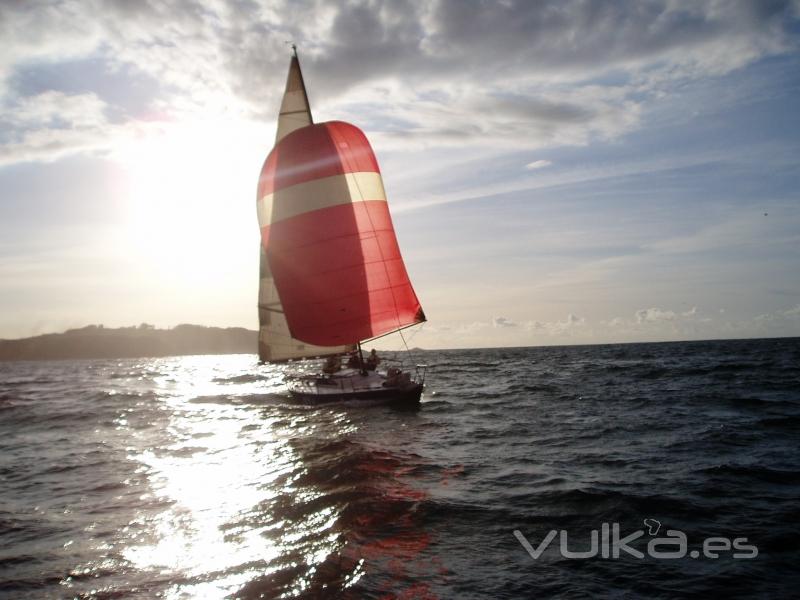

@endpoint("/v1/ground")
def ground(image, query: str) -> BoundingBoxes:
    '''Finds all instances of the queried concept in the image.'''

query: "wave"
[187,393,287,405]
[3,339,800,598]
[698,464,800,485]
[211,373,269,384]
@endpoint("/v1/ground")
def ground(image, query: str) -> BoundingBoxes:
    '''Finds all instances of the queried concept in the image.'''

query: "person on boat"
[365,349,381,371]
[322,354,341,374]
[384,366,400,385]
[383,367,411,388]
[346,351,360,369]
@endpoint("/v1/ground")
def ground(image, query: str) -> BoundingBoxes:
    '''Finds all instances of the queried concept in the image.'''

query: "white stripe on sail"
[257,171,386,227]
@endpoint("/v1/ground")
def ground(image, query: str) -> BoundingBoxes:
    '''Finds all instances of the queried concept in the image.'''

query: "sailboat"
[256,48,427,405]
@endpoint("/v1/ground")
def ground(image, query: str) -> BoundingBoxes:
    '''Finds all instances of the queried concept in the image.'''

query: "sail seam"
[268,227,394,250]
[282,258,405,279]
[262,215,393,253]
[295,283,417,306]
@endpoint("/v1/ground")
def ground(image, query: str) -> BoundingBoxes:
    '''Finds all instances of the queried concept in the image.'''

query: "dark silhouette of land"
[0,324,257,361]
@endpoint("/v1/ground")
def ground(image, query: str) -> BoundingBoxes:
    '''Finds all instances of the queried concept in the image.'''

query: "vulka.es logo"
[514,519,758,560]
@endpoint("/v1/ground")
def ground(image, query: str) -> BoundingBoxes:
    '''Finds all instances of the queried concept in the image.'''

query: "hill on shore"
[0,324,257,361]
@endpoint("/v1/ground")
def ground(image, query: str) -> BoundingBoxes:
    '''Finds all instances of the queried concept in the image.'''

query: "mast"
[357,341,366,375]
[275,48,313,141]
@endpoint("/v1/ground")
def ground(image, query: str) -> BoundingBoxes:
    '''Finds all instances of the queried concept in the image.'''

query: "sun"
[118,115,267,290]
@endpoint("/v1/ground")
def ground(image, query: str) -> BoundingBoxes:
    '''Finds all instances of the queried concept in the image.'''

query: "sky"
[1,0,799,349]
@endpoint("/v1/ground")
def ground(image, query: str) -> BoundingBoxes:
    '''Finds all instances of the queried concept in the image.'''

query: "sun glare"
[119,117,267,288]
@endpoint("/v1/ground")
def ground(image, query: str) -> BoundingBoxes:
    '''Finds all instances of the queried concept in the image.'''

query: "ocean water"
[0,338,798,599]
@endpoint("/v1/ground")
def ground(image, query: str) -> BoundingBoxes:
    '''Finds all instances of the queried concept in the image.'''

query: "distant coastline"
[0,324,257,362]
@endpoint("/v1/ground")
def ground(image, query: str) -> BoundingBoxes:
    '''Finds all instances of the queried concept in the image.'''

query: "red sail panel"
[258,119,379,199]
[257,121,425,346]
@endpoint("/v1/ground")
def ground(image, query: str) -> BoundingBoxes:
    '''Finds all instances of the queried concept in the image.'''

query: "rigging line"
[403,320,424,347]
[401,321,426,370]
[361,321,422,345]
[398,327,416,366]
[376,322,424,369]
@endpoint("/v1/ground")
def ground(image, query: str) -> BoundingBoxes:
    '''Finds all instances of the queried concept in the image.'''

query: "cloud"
[783,304,800,317]
[422,0,794,79]
[631,306,703,325]
[525,159,552,170]
[0,0,797,164]
[635,307,676,323]
[0,91,122,165]
[455,320,489,334]
[492,316,518,328]
[606,317,625,328]
[9,90,106,128]
[636,306,697,324]
[525,313,585,335]
[755,304,800,322]
[630,306,709,325]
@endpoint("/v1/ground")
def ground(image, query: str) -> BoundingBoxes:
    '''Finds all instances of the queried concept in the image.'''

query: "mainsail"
[257,52,353,361]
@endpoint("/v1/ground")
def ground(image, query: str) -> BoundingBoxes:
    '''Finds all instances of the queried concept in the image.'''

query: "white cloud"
[455,320,489,334]
[784,304,800,317]
[755,304,800,322]
[0,91,122,165]
[10,91,106,128]
[525,159,552,170]
[607,317,625,328]
[524,313,585,335]
[617,306,713,330]
[632,306,707,326]
[492,316,517,328]
[635,307,676,323]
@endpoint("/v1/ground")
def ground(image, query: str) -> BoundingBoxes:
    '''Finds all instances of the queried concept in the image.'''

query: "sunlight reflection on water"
[37,353,435,598]
[109,355,356,598]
